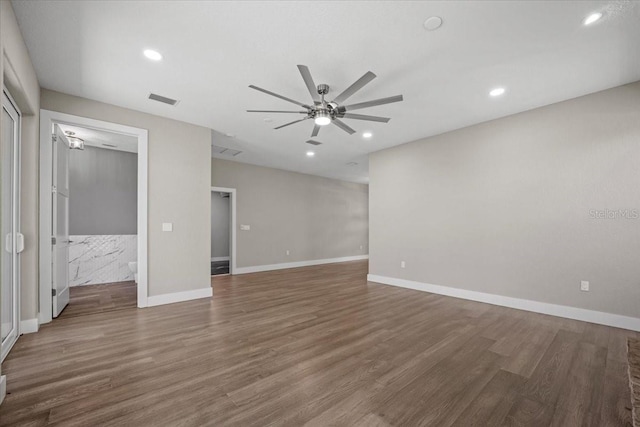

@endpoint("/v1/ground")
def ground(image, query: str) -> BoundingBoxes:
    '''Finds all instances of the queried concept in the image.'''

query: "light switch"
[162,222,173,232]
[240,224,250,231]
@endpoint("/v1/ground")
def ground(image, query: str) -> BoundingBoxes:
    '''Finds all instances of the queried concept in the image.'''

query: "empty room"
[1,1,639,426]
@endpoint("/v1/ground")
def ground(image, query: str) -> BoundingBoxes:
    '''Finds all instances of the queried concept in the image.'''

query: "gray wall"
[211,158,368,268]
[42,89,212,297]
[211,192,230,258]
[369,81,640,319]
[69,146,137,235]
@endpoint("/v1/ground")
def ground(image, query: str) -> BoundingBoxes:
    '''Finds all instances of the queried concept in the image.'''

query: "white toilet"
[128,261,138,283]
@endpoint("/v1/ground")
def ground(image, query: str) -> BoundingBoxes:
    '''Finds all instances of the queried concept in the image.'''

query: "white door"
[1,91,22,361]
[52,125,70,317]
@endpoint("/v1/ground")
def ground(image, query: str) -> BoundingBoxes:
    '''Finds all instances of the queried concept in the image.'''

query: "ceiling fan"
[247,65,403,137]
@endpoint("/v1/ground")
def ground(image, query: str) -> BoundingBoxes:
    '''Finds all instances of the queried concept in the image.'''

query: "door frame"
[1,89,22,361]
[211,186,236,275]
[39,110,149,324]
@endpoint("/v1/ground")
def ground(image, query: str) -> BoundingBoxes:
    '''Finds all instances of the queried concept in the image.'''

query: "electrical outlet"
[240,224,250,231]
[401,261,406,268]
[286,250,290,255]
[359,245,363,250]
[580,280,589,292]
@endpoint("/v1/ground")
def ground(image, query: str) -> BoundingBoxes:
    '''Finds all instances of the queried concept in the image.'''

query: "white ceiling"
[58,124,139,153]
[13,1,640,183]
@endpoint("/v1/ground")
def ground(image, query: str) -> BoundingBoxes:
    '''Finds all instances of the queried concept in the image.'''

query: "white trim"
[367,274,640,332]
[235,255,369,275]
[19,318,39,334]
[2,90,21,360]
[211,256,230,262]
[39,110,149,325]
[211,187,236,275]
[0,375,6,406]
[146,287,213,307]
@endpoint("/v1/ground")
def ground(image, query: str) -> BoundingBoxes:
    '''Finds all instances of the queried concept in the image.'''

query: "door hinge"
[52,185,57,193]
[51,236,56,245]
[52,134,57,143]
[52,288,57,296]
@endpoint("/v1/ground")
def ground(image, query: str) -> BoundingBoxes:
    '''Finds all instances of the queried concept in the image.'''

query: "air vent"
[212,145,242,157]
[148,93,179,106]
[346,162,358,166]
[306,140,322,146]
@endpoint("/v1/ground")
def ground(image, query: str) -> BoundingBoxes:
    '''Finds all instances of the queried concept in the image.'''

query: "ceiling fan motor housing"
[317,84,329,96]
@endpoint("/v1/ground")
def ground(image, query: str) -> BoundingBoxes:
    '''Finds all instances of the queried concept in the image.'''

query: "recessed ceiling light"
[489,87,506,97]
[225,133,235,138]
[583,12,603,26]
[423,16,443,31]
[143,49,162,61]
[362,132,373,139]
[306,151,315,157]
[263,118,273,123]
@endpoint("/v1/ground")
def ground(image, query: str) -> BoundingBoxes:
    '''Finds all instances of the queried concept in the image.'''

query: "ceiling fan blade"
[332,71,376,104]
[297,65,321,104]
[342,113,390,123]
[311,124,321,137]
[332,118,356,135]
[343,95,403,111]
[274,117,309,130]
[247,110,308,113]
[249,85,311,109]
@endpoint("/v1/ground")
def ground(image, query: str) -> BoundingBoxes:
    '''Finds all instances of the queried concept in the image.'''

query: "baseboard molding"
[211,256,230,262]
[146,287,213,307]
[0,375,6,406]
[367,274,640,332]
[235,255,369,275]
[20,318,39,334]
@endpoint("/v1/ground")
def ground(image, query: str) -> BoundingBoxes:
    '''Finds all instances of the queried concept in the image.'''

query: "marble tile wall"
[69,235,137,286]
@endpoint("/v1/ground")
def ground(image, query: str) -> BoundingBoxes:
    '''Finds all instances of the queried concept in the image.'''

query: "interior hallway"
[0,260,637,426]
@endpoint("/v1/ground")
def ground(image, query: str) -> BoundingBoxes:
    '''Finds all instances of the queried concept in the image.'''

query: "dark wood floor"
[0,260,637,426]
[59,281,137,318]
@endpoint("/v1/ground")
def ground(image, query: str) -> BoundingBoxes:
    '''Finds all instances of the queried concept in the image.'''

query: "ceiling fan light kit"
[247,65,403,137]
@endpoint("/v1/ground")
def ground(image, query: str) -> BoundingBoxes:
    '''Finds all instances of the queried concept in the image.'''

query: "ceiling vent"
[148,93,179,106]
[305,140,322,146]
[212,145,242,157]
[346,162,358,166]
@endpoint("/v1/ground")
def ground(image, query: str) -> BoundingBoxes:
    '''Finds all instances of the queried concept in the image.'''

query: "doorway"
[39,110,149,324]
[1,91,23,361]
[59,123,139,317]
[211,186,236,276]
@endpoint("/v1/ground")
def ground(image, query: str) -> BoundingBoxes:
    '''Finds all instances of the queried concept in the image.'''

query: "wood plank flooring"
[59,281,137,318]
[0,260,637,426]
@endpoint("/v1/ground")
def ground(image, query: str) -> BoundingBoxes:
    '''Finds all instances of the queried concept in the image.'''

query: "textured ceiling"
[13,1,640,183]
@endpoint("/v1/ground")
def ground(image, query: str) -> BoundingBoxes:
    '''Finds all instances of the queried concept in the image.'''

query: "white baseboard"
[367,274,640,332]
[235,255,369,274]
[147,287,213,307]
[0,375,6,406]
[20,318,39,334]
[211,256,230,262]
